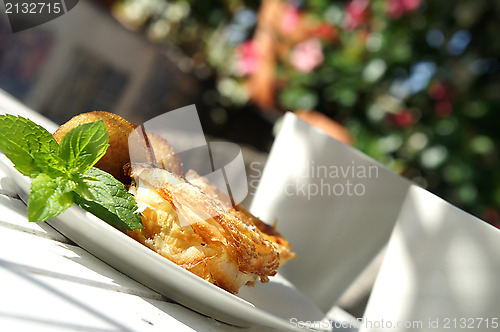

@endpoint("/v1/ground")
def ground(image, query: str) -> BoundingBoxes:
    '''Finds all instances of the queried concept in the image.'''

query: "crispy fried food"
[186,169,295,264]
[128,166,294,293]
[53,111,183,184]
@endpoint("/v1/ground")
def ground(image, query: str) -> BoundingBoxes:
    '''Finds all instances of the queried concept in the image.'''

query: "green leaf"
[0,115,60,177]
[28,174,75,223]
[33,152,69,178]
[59,120,109,174]
[73,167,143,230]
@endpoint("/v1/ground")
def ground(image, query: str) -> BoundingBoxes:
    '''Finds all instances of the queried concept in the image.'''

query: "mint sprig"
[0,115,143,230]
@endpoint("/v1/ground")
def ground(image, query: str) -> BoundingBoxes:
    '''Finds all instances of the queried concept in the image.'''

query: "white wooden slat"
[0,226,168,302]
[0,266,200,332]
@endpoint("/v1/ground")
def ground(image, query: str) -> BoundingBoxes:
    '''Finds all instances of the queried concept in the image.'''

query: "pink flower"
[387,0,422,19]
[235,41,259,75]
[280,3,300,35]
[388,109,414,127]
[290,38,324,73]
[343,0,370,30]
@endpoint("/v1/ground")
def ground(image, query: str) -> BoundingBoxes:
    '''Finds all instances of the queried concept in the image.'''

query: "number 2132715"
[5,2,62,14]
[443,318,498,329]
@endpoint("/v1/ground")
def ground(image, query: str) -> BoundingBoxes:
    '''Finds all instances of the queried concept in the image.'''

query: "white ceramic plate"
[0,154,329,331]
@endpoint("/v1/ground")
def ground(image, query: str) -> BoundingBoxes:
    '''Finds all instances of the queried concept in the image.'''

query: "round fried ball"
[53,111,136,184]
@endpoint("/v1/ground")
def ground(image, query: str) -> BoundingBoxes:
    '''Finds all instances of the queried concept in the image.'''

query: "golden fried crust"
[128,167,291,293]
[231,205,296,263]
[185,170,296,264]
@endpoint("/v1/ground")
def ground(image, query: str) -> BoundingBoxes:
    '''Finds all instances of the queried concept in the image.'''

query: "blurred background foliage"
[110,0,500,227]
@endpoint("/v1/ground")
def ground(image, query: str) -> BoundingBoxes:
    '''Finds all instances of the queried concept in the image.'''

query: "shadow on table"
[0,258,133,332]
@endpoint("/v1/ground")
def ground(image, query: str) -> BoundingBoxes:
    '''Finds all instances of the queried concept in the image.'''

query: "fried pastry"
[127,165,294,293]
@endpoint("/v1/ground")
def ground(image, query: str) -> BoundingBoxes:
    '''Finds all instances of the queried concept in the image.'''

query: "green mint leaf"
[28,174,75,222]
[59,120,109,174]
[33,152,69,178]
[0,115,60,177]
[73,167,143,230]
